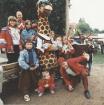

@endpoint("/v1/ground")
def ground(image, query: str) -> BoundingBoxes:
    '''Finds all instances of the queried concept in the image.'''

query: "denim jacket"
[18,49,39,70]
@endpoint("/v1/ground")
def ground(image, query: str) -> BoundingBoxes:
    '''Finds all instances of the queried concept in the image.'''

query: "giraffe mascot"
[36,0,58,72]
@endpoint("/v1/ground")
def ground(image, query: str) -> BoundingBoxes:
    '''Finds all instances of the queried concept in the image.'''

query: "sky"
[69,0,104,30]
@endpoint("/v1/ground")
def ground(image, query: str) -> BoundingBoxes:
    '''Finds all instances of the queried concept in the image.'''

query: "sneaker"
[68,84,74,92]
[50,90,55,94]
[84,90,91,99]
[38,93,43,97]
[24,94,30,102]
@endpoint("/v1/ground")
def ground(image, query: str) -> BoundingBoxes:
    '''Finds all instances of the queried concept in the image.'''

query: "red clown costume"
[58,53,91,99]
[37,71,55,96]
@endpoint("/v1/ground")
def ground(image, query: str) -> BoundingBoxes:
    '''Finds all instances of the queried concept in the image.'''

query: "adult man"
[59,53,91,99]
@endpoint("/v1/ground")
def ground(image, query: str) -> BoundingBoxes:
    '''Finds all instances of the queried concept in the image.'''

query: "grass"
[93,53,104,64]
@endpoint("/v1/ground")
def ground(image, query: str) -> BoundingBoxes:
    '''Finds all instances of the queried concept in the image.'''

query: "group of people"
[0,10,93,102]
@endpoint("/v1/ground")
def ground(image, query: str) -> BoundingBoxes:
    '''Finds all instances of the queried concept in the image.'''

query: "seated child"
[18,39,39,101]
[37,70,56,97]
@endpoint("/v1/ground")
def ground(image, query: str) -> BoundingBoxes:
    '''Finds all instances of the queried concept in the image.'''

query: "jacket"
[18,49,39,70]
[0,27,22,52]
[60,56,87,86]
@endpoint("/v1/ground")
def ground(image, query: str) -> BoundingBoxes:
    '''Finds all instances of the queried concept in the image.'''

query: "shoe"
[50,90,55,94]
[38,93,43,97]
[84,90,91,99]
[24,94,30,102]
[68,84,74,92]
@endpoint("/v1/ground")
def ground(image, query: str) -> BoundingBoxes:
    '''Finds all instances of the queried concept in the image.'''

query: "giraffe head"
[37,0,53,17]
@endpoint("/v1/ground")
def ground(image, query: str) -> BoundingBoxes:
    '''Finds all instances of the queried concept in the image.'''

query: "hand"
[34,64,39,69]
[19,45,23,51]
[30,64,39,71]
[7,48,14,53]
[31,36,36,41]
[44,84,49,88]
[81,70,88,76]
[30,67,36,71]
[83,52,89,61]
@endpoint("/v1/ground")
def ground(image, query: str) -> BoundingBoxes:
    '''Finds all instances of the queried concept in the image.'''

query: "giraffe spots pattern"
[39,53,58,70]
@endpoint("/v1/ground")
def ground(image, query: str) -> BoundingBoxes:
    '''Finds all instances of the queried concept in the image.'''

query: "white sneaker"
[50,90,55,94]
[38,93,43,97]
[68,84,74,92]
[24,94,30,102]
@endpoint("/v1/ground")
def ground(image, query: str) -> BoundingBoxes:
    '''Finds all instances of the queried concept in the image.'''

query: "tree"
[0,0,66,35]
[75,18,93,35]
[93,28,100,34]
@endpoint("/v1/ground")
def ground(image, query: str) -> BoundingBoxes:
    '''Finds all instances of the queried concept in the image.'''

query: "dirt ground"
[3,63,104,105]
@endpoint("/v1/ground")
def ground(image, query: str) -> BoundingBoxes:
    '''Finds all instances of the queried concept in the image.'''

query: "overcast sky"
[69,0,104,30]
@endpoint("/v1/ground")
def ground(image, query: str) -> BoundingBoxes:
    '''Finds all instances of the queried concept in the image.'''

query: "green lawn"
[93,53,104,64]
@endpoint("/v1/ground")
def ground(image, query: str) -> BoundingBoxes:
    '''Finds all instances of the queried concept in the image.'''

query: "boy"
[18,39,39,101]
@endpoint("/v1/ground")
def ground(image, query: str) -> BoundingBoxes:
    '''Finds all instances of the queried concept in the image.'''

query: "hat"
[37,33,51,41]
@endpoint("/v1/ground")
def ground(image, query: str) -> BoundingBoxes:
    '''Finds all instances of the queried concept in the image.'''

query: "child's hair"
[40,70,50,78]
[25,20,32,26]
[25,39,33,45]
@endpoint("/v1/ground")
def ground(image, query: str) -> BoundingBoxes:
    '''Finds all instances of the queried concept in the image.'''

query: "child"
[0,16,22,63]
[61,36,75,59]
[37,70,56,97]
[18,39,39,101]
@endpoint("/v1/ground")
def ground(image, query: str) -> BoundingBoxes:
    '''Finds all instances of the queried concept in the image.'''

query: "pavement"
[2,64,104,105]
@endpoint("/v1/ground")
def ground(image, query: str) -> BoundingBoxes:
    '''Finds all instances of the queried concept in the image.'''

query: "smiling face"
[62,62,69,69]
[16,11,23,20]
[9,20,17,27]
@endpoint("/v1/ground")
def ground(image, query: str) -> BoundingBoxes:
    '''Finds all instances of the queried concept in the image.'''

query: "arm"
[18,51,30,70]
[0,29,13,52]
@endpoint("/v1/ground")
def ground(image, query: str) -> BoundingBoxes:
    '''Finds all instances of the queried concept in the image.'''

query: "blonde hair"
[8,16,17,26]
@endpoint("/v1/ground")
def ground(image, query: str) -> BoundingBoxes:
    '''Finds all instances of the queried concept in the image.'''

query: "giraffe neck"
[38,16,51,37]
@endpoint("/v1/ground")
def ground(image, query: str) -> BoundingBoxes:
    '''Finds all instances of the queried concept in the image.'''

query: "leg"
[38,86,45,96]
[18,70,31,95]
[68,56,87,75]
[81,75,88,91]
[49,84,55,94]
[81,74,91,99]
[30,70,39,91]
